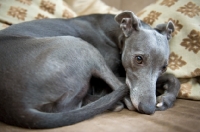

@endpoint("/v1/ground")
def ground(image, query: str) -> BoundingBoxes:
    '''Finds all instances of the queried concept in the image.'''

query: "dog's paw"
[156,93,176,111]
[109,101,124,112]
[156,73,180,111]
[123,96,136,111]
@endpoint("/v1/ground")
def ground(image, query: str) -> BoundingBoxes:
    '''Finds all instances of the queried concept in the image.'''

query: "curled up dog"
[0,11,180,129]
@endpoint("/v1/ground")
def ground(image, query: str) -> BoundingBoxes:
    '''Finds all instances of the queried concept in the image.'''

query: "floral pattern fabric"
[0,0,77,30]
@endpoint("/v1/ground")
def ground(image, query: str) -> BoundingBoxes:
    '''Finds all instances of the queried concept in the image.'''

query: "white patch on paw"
[112,104,124,112]
[163,84,168,90]
[156,102,163,107]
[123,97,135,111]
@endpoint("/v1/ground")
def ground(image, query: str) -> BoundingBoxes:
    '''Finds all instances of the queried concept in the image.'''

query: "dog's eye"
[135,56,143,64]
[162,65,168,72]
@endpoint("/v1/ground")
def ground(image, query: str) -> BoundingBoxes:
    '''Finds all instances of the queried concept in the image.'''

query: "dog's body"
[0,35,129,128]
[0,11,180,129]
[1,14,123,75]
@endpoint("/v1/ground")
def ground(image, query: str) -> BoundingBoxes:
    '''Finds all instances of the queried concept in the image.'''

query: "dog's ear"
[115,11,141,38]
[155,21,175,40]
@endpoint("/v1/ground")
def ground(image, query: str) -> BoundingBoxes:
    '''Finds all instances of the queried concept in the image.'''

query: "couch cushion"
[64,0,122,15]
[0,0,77,30]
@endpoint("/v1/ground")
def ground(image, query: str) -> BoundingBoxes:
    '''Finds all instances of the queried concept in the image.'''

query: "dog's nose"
[138,102,156,115]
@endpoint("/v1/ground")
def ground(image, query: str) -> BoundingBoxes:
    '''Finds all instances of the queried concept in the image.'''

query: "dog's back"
[0,14,124,74]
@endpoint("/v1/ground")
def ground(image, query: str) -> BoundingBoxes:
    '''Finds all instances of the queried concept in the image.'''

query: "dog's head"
[115,11,175,114]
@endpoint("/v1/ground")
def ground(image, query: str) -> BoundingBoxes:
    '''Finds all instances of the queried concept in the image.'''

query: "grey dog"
[0,11,180,129]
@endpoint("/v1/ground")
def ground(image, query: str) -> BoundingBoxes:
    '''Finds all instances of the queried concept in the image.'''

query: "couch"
[0,0,200,131]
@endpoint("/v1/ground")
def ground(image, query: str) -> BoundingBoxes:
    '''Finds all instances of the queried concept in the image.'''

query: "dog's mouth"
[126,77,157,114]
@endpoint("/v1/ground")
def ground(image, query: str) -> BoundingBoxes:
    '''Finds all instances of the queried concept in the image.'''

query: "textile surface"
[0,0,76,30]
[1,99,200,132]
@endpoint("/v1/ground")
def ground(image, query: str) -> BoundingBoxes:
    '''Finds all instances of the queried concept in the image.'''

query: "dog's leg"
[116,77,135,111]
[82,89,126,112]
[109,96,135,111]
[86,76,134,111]
[92,63,134,111]
[156,73,180,111]
[83,87,126,112]
[40,92,83,113]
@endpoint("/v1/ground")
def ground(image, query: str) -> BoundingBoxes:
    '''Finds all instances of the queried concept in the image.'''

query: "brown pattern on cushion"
[16,0,32,5]
[178,77,200,100]
[160,0,178,7]
[7,6,27,20]
[62,9,74,18]
[40,0,55,14]
[180,30,200,54]
[177,2,200,18]
[191,68,200,77]
[35,13,48,19]
[168,52,187,70]
[143,11,161,25]
[0,0,77,30]
[178,82,192,98]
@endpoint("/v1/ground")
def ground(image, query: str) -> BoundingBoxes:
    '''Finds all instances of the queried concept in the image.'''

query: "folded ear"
[115,11,141,38]
[155,21,175,40]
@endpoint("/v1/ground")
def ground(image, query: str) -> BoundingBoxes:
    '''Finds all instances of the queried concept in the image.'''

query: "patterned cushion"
[137,0,200,100]
[0,0,77,30]
[65,0,122,15]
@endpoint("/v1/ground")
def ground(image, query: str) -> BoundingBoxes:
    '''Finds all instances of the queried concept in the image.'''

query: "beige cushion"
[137,0,200,100]
[0,0,77,30]
[65,0,122,15]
